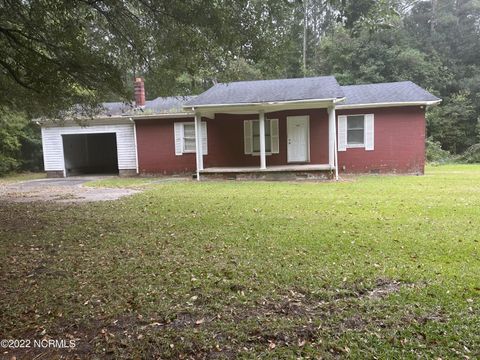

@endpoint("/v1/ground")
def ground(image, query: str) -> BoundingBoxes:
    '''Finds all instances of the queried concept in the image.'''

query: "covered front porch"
[192,104,340,181]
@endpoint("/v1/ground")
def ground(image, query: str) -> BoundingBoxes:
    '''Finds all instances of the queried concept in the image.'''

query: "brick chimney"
[134,77,145,107]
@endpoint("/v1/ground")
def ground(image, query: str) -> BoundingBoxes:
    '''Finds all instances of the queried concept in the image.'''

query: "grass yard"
[1,165,479,359]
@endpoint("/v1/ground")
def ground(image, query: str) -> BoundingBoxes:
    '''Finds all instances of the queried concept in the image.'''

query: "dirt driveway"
[0,177,139,203]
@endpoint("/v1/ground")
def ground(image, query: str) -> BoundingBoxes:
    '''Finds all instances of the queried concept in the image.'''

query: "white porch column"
[259,110,267,169]
[194,112,203,180]
[328,106,339,180]
[328,105,338,180]
[328,106,335,168]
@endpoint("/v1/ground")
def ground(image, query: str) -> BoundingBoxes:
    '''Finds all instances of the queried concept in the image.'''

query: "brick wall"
[337,106,426,174]
[135,106,426,175]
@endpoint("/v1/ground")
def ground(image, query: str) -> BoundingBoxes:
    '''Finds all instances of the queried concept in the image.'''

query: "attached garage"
[62,133,119,176]
[41,122,138,177]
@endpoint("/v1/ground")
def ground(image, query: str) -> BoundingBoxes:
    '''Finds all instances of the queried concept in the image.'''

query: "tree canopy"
[0,1,287,116]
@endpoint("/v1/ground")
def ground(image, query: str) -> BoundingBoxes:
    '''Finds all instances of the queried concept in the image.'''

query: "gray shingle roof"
[340,81,440,106]
[101,96,195,116]
[96,79,440,118]
[185,76,345,107]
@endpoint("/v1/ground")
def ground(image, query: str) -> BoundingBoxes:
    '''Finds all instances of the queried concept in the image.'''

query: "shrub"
[426,137,454,164]
[458,144,480,163]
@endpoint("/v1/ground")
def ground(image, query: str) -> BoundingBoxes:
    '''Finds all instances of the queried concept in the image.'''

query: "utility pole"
[303,0,308,76]
[431,0,437,34]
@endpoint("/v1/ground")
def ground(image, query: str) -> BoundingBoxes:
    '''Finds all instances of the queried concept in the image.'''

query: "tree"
[427,91,478,153]
[404,0,480,154]
[0,0,294,118]
[313,27,446,89]
[0,109,41,175]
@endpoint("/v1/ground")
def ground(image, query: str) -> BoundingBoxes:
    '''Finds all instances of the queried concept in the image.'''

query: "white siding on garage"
[41,123,137,173]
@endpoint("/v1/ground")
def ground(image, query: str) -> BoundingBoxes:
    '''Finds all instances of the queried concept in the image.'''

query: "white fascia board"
[37,112,195,126]
[185,97,340,109]
[185,98,342,114]
[336,99,442,110]
[127,112,194,120]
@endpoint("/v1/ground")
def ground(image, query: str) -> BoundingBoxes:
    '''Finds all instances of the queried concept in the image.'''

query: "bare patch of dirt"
[0,178,140,203]
[366,278,403,299]
[28,264,68,278]
[250,278,410,319]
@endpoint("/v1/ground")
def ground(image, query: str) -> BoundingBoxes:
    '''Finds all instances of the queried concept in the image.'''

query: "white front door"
[287,116,309,163]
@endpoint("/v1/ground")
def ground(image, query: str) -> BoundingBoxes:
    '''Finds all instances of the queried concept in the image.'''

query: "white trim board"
[336,100,441,110]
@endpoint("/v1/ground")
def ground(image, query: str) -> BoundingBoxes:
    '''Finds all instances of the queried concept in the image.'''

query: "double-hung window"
[252,119,272,153]
[182,123,196,153]
[244,119,279,155]
[347,115,365,147]
[337,113,374,151]
[174,122,208,155]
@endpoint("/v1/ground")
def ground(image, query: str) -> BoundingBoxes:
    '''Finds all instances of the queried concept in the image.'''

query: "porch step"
[199,168,334,181]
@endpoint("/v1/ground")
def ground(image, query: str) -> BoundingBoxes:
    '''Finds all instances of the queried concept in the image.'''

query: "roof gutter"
[336,99,442,110]
[35,111,195,125]
[91,112,194,121]
[123,112,194,120]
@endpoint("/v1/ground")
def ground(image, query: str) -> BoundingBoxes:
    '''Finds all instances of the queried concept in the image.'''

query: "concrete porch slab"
[200,164,333,174]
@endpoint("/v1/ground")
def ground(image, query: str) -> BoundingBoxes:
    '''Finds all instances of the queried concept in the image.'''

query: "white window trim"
[251,119,271,155]
[174,121,207,155]
[182,123,196,153]
[245,119,279,156]
[346,114,366,148]
[347,143,365,148]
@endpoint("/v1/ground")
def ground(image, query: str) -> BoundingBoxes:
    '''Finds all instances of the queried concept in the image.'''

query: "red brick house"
[40,76,440,179]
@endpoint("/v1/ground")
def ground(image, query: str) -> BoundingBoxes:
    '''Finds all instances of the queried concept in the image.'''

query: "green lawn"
[1,165,479,358]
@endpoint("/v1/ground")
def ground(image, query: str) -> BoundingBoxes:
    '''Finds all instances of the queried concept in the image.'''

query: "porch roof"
[184,76,345,108]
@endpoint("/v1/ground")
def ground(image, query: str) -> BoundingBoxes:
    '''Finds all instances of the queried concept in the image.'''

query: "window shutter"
[270,119,279,154]
[174,122,183,155]
[365,114,374,151]
[337,115,347,151]
[244,120,252,154]
[201,121,208,155]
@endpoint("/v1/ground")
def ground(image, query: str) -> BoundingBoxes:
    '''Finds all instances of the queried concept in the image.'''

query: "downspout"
[332,99,343,181]
[130,117,139,174]
[193,108,202,181]
[333,112,339,181]
[328,103,340,181]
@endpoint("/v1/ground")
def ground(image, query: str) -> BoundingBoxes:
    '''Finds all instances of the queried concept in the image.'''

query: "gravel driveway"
[0,177,140,203]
